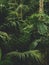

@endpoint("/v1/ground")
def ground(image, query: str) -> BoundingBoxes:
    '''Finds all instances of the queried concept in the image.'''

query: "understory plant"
[0,0,49,65]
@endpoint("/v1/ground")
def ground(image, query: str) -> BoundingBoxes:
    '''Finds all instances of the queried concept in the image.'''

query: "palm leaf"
[5,50,44,65]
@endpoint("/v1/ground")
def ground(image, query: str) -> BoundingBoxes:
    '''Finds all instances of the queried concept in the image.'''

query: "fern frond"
[5,50,44,65]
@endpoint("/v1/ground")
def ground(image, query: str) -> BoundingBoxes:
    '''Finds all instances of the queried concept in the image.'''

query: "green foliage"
[37,23,48,35]
[29,39,41,50]
[4,50,44,65]
[1,60,13,65]
[29,13,49,35]
[0,31,10,41]
[0,0,49,65]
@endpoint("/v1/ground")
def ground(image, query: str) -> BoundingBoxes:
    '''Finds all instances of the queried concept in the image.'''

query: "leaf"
[29,39,41,49]
[23,24,33,33]
[37,23,48,35]
[0,31,11,42]
[5,50,45,65]
[30,50,44,64]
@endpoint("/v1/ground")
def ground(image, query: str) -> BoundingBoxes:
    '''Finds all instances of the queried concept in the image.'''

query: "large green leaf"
[37,23,48,35]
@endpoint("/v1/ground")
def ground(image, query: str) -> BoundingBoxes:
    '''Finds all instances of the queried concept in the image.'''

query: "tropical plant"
[0,0,49,65]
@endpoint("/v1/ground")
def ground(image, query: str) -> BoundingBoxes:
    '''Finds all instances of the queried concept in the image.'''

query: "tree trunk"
[39,0,44,13]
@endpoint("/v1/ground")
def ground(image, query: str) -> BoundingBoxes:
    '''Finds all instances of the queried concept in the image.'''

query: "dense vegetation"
[0,0,49,65]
